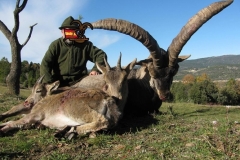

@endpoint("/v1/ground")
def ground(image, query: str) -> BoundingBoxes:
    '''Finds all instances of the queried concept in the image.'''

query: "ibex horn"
[167,0,233,67]
[37,75,45,84]
[104,56,111,71]
[92,19,163,69]
[117,52,122,70]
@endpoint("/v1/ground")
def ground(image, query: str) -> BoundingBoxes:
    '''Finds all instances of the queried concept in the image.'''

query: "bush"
[172,79,221,105]
[217,79,240,105]
[171,82,194,102]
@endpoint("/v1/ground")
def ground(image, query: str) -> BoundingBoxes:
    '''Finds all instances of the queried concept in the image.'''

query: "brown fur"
[0,88,120,134]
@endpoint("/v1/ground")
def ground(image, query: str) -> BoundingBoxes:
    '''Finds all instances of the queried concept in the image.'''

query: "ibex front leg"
[0,103,32,121]
[0,113,43,134]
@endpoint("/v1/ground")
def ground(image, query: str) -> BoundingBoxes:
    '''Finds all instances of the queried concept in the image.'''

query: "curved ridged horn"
[167,0,233,67]
[117,52,122,70]
[37,75,45,83]
[92,19,163,69]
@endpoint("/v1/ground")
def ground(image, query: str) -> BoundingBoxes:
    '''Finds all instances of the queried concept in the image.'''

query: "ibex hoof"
[65,132,77,140]
[89,132,97,138]
[54,126,72,139]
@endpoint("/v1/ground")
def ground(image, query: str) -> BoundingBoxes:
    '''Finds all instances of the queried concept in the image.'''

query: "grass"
[0,84,31,100]
[0,85,239,159]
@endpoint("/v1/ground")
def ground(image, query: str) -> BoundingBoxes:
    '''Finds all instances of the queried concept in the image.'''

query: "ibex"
[0,54,136,135]
[0,76,60,121]
[90,0,233,115]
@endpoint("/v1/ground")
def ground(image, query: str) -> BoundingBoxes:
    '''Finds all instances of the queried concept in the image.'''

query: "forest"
[171,73,240,105]
[0,57,40,88]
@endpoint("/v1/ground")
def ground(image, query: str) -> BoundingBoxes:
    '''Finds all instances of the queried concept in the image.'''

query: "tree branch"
[21,23,38,47]
[13,0,28,36]
[17,0,28,11]
[0,20,12,41]
[16,0,20,7]
[15,0,28,13]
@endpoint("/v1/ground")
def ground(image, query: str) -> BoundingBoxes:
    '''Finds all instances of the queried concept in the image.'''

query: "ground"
[0,92,240,159]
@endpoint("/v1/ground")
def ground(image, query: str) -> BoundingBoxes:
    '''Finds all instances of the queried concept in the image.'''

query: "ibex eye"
[36,90,42,93]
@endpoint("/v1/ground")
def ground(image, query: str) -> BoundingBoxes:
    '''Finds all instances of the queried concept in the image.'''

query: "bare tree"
[0,0,37,95]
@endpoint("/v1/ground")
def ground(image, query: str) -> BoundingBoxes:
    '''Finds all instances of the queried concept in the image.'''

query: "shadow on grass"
[0,152,25,159]
[103,113,160,135]
[0,128,23,137]
[179,107,231,117]
[179,108,212,117]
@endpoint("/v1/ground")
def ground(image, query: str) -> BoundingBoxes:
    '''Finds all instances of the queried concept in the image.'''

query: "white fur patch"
[42,113,84,129]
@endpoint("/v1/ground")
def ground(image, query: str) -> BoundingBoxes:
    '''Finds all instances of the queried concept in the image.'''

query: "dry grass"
[0,84,31,99]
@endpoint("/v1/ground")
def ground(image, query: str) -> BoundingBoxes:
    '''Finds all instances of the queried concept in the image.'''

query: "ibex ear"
[45,80,60,95]
[96,62,107,74]
[123,58,137,74]
[177,55,191,63]
[102,84,109,92]
[136,58,153,66]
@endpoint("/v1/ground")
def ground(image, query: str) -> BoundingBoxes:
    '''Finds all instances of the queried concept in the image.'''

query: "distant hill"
[174,55,240,81]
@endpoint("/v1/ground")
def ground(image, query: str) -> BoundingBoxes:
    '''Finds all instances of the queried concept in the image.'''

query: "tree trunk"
[6,39,21,95]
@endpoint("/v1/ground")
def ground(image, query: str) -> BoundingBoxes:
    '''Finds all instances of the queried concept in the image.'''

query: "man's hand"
[89,71,99,75]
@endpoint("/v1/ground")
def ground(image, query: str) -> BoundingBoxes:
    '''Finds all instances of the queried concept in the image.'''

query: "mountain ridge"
[175,54,240,81]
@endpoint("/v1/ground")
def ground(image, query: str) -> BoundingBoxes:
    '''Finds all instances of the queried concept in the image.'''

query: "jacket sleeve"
[40,43,56,83]
[88,42,107,72]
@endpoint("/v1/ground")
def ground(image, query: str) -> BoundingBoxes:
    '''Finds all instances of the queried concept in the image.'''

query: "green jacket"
[40,38,107,86]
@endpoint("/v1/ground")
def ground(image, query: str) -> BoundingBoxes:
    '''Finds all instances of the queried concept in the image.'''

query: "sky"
[0,0,239,69]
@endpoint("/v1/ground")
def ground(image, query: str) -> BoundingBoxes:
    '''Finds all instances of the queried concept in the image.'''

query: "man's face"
[61,28,77,39]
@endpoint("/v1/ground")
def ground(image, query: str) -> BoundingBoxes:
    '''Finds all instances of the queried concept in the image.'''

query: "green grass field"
[0,85,239,159]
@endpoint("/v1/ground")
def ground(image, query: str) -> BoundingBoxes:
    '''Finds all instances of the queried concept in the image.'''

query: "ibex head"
[91,0,233,101]
[25,75,60,108]
[96,53,136,100]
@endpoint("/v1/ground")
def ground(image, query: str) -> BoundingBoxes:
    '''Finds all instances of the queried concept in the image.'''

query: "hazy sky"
[0,0,239,69]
